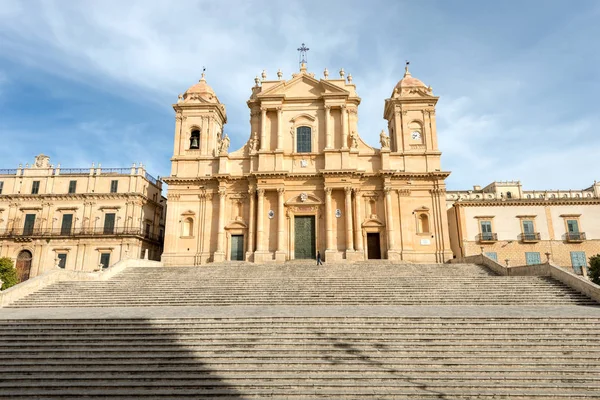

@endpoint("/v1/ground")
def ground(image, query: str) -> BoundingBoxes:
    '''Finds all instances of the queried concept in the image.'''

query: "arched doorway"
[16,250,33,283]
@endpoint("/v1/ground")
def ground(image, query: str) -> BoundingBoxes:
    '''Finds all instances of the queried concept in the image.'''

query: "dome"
[391,64,431,97]
[183,73,220,103]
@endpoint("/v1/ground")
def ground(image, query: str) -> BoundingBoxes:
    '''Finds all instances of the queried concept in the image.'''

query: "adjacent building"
[0,155,166,282]
[162,64,453,265]
[447,181,600,273]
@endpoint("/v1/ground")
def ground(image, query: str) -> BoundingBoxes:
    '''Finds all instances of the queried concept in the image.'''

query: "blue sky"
[0,0,598,191]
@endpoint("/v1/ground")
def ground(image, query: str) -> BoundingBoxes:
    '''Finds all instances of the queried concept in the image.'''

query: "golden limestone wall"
[162,64,452,265]
[0,156,166,280]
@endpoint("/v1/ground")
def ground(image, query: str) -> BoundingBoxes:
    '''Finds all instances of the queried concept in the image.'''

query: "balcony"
[519,232,541,243]
[477,233,498,243]
[0,227,163,243]
[565,232,586,243]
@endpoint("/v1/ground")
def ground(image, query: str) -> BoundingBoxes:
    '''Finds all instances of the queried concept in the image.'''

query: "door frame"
[224,222,248,262]
[366,232,382,260]
[286,206,320,261]
[230,234,245,261]
[15,249,33,283]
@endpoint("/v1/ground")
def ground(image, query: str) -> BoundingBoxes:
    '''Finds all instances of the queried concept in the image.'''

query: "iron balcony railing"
[477,232,498,242]
[519,232,541,242]
[0,227,163,242]
[565,232,586,242]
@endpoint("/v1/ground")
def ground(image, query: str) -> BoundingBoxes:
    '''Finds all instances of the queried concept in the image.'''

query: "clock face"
[411,131,422,140]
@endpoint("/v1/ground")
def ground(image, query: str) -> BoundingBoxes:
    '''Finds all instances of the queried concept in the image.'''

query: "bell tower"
[383,63,440,171]
[171,72,227,175]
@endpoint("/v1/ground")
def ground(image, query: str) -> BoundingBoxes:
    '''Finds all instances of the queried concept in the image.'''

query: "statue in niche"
[349,130,359,149]
[235,200,243,221]
[369,199,377,218]
[218,133,230,154]
[249,131,259,152]
[379,130,390,149]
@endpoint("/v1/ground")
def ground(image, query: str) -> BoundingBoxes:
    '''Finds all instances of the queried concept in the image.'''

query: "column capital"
[340,104,347,110]
[324,187,332,195]
[257,188,265,196]
[248,188,256,196]
[324,105,331,110]
[260,107,267,112]
[276,106,283,112]
[352,188,361,196]
[277,188,285,195]
[344,186,352,195]
[218,188,227,197]
[384,186,393,194]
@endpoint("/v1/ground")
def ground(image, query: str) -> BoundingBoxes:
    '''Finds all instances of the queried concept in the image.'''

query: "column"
[260,107,267,151]
[353,189,363,252]
[325,105,332,149]
[344,187,354,251]
[341,105,348,149]
[256,189,265,251]
[276,107,283,150]
[276,188,285,261]
[325,188,333,250]
[384,187,396,252]
[174,114,183,156]
[247,189,255,256]
[216,188,226,255]
[200,116,208,155]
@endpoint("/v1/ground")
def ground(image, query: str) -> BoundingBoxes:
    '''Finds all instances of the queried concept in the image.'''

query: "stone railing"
[0,258,162,307]
[451,254,600,303]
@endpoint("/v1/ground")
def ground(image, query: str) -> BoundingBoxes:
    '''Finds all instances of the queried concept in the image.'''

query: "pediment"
[362,217,384,227]
[225,220,247,229]
[285,193,323,206]
[259,74,349,99]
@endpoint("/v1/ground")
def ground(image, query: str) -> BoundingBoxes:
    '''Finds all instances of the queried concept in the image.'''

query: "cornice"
[454,198,600,207]
[0,193,147,202]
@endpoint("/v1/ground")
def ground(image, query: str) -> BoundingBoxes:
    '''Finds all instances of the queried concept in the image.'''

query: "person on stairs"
[316,251,323,266]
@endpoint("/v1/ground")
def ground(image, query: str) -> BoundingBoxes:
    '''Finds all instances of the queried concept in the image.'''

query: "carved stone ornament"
[300,193,308,202]
[300,159,308,168]
[34,154,50,168]
[268,210,275,219]
[335,209,342,218]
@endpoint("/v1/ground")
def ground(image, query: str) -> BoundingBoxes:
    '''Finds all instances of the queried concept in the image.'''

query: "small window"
[525,252,541,265]
[31,181,40,194]
[110,180,118,193]
[296,126,311,153]
[0,181,4,194]
[480,220,493,240]
[68,180,77,194]
[61,214,73,235]
[567,219,579,233]
[190,130,200,149]
[522,220,534,234]
[103,213,116,234]
[100,253,110,269]
[23,214,36,236]
[145,223,151,238]
[506,191,512,199]
[57,254,67,269]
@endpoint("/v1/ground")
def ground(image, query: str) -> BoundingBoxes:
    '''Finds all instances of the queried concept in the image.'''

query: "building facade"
[447,181,600,273]
[0,155,165,282]
[162,64,453,265]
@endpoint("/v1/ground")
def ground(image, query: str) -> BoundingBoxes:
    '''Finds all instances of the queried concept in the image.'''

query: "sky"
[0,0,598,191]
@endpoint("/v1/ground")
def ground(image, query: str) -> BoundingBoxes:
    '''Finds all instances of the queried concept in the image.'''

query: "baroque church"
[162,62,453,265]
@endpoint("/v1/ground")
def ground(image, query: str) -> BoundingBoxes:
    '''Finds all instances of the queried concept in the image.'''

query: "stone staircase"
[1,262,599,398]
[1,317,600,398]
[7,263,596,307]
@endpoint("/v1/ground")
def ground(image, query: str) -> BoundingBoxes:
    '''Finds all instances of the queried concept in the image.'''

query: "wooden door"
[367,233,381,259]
[230,235,244,261]
[294,216,316,259]
[16,250,33,283]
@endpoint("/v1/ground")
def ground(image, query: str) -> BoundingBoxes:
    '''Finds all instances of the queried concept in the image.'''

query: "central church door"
[294,216,315,259]
[367,233,381,259]
[230,235,244,261]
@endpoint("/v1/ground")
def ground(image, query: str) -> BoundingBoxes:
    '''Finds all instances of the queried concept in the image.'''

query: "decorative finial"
[404,61,411,77]
[277,69,282,80]
[254,76,260,86]
[300,62,307,73]
[339,68,345,78]
[200,66,206,81]
[261,69,267,80]
[323,68,329,79]
[297,42,309,68]
[177,94,183,103]
[347,73,353,83]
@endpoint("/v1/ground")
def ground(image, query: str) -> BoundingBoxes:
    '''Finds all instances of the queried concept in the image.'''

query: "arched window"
[506,191,512,199]
[296,126,311,153]
[190,130,200,149]
[418,214,430,233]
[182,217,193,237]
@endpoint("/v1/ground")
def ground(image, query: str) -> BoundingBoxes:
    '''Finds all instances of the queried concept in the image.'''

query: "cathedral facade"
[162,63,453,265]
